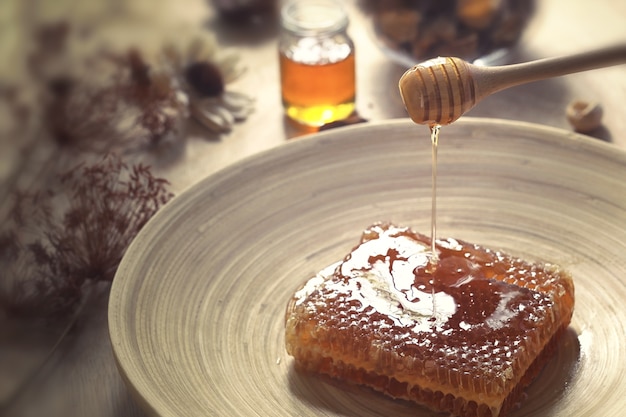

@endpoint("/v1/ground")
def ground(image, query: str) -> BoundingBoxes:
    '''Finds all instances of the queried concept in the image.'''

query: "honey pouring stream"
[428,124,441,318]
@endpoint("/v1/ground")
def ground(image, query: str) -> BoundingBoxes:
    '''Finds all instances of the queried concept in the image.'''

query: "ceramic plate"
[108,118,626,417]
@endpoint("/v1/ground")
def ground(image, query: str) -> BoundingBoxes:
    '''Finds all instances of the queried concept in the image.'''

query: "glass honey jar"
[279,0,356,127]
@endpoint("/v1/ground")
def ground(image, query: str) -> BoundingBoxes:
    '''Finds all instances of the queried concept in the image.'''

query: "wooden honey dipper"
[399,44,626,126]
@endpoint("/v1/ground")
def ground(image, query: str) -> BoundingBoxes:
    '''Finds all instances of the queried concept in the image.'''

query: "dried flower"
[1,0,253,313]
[0,155,173,318]
[162,35,255,133]
[38,31,254,152]
[43,48,190,153]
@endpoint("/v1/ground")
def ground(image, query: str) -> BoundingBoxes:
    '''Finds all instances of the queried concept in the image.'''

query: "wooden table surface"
[2,1,625,416]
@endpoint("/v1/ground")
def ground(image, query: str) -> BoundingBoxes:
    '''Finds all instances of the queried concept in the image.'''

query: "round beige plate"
[109,118,626,417]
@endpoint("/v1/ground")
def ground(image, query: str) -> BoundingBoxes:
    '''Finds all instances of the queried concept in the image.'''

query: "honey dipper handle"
[474,43,626,96]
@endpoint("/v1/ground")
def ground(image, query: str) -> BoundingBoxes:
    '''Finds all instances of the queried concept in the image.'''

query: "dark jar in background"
[279,0,356,127]
[362,0,535,67]
[210,0,277,21]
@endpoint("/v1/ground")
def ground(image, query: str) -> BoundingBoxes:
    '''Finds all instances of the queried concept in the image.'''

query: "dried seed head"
[185,61,225,97]
[0,155,174,318]
[566,100,603,133]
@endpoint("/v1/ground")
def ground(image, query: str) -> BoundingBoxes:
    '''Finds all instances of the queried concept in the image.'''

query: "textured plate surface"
[109,118,626,417]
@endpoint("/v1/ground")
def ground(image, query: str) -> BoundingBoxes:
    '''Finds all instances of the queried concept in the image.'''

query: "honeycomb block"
[285,222,575,417]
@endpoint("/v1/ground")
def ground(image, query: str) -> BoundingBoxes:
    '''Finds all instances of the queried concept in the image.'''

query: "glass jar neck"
[280,0,349,37]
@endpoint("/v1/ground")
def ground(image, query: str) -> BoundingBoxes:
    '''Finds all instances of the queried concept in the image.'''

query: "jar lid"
[280,0,349,36]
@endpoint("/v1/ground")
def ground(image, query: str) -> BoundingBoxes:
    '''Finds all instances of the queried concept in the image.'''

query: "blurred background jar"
[210,0,277,21]
[361,0,535,67]
[279,0,356,127]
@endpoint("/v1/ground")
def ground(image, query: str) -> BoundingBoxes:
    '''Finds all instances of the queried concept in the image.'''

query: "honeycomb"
[285,222,575,417]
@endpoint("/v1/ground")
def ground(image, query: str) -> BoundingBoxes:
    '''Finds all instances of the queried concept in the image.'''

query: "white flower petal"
[190,101,231,133]
[221,91,255,120]
[213,103,235,126]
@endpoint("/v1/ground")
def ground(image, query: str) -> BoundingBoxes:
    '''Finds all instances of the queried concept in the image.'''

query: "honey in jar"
[279,0,356,127]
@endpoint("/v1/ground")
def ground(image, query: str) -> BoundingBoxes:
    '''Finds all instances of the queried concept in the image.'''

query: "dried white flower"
[1,0,255,157]
[160,35,255,133]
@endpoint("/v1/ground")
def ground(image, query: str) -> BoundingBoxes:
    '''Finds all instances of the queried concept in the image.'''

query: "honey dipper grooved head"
[399,57,478,126]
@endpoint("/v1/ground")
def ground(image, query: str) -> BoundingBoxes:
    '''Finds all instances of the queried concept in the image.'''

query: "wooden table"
[2,1,625,416]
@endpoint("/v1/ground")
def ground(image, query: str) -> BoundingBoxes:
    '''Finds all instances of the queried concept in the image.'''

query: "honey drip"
[429,124,441,261]
[428,124,441,317]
